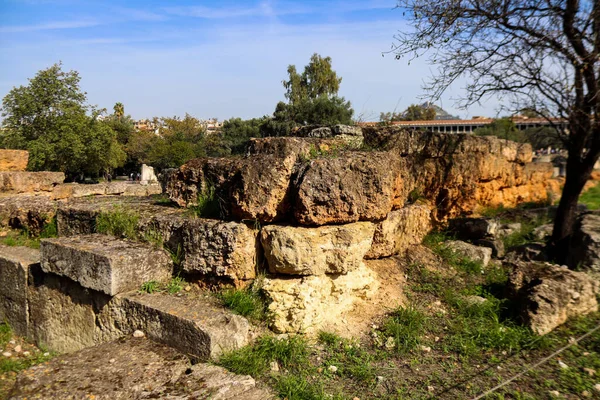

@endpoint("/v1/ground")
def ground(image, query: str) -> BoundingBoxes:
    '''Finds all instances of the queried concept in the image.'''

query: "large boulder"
[0,195,58,235]
[366,203,432,259]
[0,149,29,171]
[263,263,379,334]
[293,151,407,225]
[568,212,600,276]
[507,262,599,335]
[261,222,375,275]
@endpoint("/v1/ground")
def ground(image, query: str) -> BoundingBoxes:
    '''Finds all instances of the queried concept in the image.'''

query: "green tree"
[221,117,265,154]
[401,104,436,121]
[266,53,353,136]
[474,119,527,143]
[392,0,600,261]
[113,102,124,119]
[0,63,125,178]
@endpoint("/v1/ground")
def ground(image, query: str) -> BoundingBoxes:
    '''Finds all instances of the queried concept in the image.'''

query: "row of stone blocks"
[0,236,252,360]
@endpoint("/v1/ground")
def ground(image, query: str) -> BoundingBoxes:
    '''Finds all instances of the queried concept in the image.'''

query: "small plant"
[142,228,164,248]
[217,288,266,320]
[95,205,140,239]
[166,276,185,294]
[167,244,184,270]
[190,183,221,218]
[318,331,342,347]
[407,187,424,204]
[383,305,427,352]
[39,216,58,238]
[140,280,160,294]
[0,323,11,347]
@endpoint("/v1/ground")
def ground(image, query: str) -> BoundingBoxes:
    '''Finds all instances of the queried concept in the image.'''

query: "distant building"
[360,116,567,134]
[201,118,223,133]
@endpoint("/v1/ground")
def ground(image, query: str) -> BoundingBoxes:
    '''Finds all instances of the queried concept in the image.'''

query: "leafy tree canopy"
[0,63,125,178]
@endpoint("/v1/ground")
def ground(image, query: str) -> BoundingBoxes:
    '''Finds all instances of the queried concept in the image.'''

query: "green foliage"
[190,184,221,218]
[401,103,437,121]
[220,117,265,154]
[475,118,562,149]
[580,183,600,210]
[383,306,427,352]
[318,331,343,347]
[39,216,58,239]
[263,54,353,136]
[0,350,54,374]
[95,205,140,239]
[218,335,309,376]
[407,188,424,204]
[0,63,126,178]
[165,276,184,294]
[218,288,266,320]
[0,323,11,347]
[140,280,160,294]
[102,114,135,145]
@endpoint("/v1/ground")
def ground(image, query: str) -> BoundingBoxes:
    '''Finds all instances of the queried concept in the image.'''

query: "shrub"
[95,205,140,239]
[190,184,221,218]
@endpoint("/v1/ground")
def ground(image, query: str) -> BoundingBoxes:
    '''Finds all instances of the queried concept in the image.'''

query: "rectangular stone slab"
[0,245,40,336]
[40,234,172,296]
[98,291,250,361]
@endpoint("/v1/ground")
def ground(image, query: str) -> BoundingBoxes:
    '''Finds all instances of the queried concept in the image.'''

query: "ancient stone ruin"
[1,126,599,398]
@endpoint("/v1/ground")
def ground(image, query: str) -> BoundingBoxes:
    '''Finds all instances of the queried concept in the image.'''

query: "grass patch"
[190,184,221,218]
[139,277,187,295]
[383,306,427,353]
[580,182,600,210]
[0,352,53,374]
[217,287,266,320]
[39,216,58,239]
[165,276,184,294]
[218,335,309,376]
[0,323,11,347]
[275,375,341,400]
[0,230,40,249]
[140,280,160,294]
[95,205,140,239]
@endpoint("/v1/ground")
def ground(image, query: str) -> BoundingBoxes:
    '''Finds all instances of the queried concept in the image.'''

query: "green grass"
[217,288,266,320]
[190,184,221,218]
[383,306,427,353]
[580,182,600,210]
[0,230,40,249]
[95,205,140,239]
[218,335,309,376]
[0,323,11,347]
[139,277,187,295]
[0,351,53,374]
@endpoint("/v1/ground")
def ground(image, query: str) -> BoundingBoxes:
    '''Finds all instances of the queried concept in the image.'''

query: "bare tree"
[392,0,599,262]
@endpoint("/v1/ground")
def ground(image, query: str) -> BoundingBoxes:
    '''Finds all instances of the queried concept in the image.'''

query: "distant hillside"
[421,102,460,120]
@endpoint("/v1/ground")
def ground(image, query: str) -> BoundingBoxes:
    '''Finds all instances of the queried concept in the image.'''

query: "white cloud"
[0,19,100,33]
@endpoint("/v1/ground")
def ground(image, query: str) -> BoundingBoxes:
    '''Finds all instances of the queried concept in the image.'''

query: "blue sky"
[0,0,501,121]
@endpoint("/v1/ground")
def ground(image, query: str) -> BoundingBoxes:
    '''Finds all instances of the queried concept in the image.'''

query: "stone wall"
[0,149,29,171]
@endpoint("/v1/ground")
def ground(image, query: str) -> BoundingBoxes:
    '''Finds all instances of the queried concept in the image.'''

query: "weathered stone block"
[98,292,251,360]
[261,222,375,275]
[0,149,29,172]
[28,272,111,353]
[263,263,379,334]
[41,234,172,296]
[293,152,406,225]
[180,219,259,281]
[0,245,39,336]
[0,194,57,235]
[366,203,432,259]
[447,217,498,240]
[568,212,600,276]
[0,171,64,193]
[508,262,599,335]
[8,338,273,400]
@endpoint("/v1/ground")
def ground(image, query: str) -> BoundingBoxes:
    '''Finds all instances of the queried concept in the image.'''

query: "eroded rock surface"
[261,222,375,275]
[568,212,600,276]
[41,234,172,296]
[0,245,39,336]
[0,149,29,172]
[0,171,64,194]
[8,338,273,400]
[444,240,492,267]
[507,262,599,335]
[263,263,379,334]
[366,203,432,259]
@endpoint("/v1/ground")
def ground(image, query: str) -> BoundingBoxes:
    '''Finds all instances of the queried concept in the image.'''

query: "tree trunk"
[550,154,594,265]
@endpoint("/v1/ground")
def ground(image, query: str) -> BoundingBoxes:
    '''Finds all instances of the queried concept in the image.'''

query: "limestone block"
[0,246,39,336]
[0,171,64,193]
[444,240,492,267]
[263,263,379,334]
[0,149,29,171]
[447,217,499,240]
[0,194,57,235]
[98,292,251,361]
[261,222,375,275]
[9,338,273,400]
[366,203,432,259]
[508,262,599,335]
[28,272,111,353]
[294,152,406,225]
[180,219,259,281]
[40,234,172,296]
